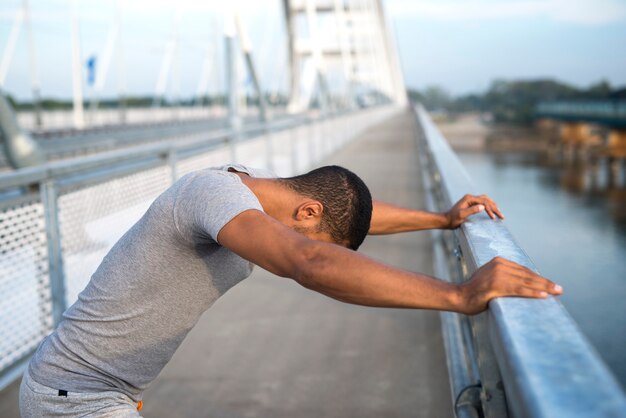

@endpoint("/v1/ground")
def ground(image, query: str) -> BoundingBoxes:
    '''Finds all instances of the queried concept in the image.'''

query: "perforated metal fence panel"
[57,166,172,304]
[0,199,52,374]
[177,147,231,179]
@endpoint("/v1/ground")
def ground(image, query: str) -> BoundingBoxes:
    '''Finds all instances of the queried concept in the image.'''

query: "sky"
[387,0,626,94]
[0,0,288,101]
[1,0,625,100]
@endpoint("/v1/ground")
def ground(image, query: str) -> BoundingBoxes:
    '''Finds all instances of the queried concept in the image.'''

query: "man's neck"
[233,172,298,222]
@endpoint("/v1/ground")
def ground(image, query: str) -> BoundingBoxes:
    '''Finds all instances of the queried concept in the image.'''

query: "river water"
[457,149,626,387]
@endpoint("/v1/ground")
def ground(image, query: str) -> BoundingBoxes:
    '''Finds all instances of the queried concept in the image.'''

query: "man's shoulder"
[214,164,277,179]
[172,165,265,243]
[175,169,242,198]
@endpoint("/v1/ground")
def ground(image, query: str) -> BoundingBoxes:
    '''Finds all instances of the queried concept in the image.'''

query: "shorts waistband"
[23,368,59,396]
[23,368,141,401]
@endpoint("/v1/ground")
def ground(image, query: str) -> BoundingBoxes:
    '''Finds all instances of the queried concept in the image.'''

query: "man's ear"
[295,201,324,221]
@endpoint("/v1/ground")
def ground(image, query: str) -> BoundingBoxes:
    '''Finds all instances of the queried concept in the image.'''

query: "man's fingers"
[466,257,563,314]
[462,195,504,220]
[488,205,504,219]
[460,205,485,219]
[484,199,504,219]
[490,256,563,296]
[517,275,562,295]
[511,287,550,299]
[513,271,562,295]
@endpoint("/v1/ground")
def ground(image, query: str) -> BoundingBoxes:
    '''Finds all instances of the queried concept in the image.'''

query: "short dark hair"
[282,165,372,250]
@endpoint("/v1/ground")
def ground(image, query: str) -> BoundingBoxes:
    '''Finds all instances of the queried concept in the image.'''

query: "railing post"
[40,180,67,326]
[224,13,240,164]
[166,148,178,183]
[227,134,238,163]
[308,117,315,164]
[450,183,509,417]
[264,125,274,172]
[290,123,299,175]
[470,312,508,416]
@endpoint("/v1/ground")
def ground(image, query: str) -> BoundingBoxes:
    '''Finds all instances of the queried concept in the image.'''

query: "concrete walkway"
[0,110,453,417]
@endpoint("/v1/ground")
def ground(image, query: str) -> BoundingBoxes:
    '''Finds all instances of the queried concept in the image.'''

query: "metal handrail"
[414,104,626,418]
[0,110,320,192]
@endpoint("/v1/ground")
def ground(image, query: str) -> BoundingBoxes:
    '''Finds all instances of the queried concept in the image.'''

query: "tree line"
[408,79,626,125]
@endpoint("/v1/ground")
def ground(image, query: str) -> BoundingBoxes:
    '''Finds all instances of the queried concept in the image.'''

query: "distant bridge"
[536,100,626,128]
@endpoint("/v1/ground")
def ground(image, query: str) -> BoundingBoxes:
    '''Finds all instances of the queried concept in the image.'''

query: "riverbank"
[435,113,551,153]
[434,113,626,388]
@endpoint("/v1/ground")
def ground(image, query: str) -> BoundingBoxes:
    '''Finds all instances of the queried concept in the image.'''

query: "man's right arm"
[217,209,562,315]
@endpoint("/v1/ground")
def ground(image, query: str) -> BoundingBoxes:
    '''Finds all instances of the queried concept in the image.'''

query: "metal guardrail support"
[40,179,67,326]
[414,104,626,418]
[165,148,178,184]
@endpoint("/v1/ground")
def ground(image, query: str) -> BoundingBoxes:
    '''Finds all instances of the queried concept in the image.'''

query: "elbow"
[367,226,384,235]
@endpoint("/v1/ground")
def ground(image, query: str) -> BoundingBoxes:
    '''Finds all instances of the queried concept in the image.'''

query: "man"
[20,164,562,417]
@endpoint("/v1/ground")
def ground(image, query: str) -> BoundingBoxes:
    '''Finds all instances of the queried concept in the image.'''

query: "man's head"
[281,166,372,250]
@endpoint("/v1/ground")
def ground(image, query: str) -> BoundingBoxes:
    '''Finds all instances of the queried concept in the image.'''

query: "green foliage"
[586,80,613,98]
[483,79,581,124]
[407,85,451,111]
[408,78,622,125]
[39,99,73,110]
[5,94,18,109]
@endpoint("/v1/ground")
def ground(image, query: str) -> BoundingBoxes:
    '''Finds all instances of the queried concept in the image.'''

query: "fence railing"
[414,104,626,418]
[0,105,399,391]
[17,105,232,133]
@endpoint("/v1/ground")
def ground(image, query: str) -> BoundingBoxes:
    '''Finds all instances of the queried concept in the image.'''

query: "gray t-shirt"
[29,164,274,400]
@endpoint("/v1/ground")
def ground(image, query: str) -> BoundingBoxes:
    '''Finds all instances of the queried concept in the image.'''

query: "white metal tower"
[283,0,405,113]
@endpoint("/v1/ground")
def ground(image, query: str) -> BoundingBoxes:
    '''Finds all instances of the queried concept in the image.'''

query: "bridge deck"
[0,110,453,417]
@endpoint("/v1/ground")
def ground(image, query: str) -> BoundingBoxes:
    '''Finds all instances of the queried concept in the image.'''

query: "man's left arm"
[369,194,504,235]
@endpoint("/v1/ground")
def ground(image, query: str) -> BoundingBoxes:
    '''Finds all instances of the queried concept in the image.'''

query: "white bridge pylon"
[283,0,406,113]
[0,0,406,132]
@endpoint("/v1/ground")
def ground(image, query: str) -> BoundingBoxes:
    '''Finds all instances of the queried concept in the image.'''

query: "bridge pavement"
[0,110,453,417]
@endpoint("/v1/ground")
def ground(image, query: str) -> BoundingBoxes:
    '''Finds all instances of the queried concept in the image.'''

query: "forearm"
[369,200,449,234]
[296,243,562,315]
[297,242,462,311]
